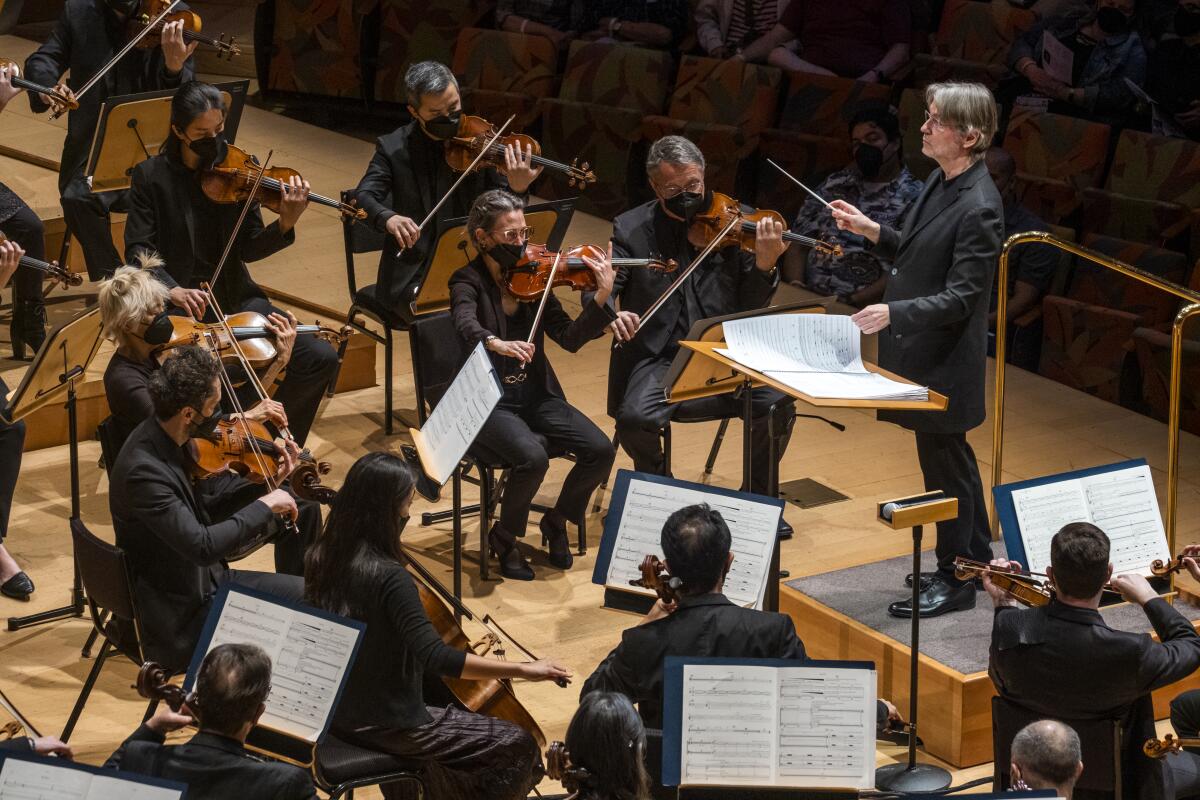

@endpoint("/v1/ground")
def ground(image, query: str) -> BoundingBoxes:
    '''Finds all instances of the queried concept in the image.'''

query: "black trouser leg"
[614,357,676,475]
[473,407,549,536]
[0,388,25,543]
[2,202,48,356]
[915,430,993,582]
[526,396,615,525]
[60,179,124,280]
[274,498,321,576]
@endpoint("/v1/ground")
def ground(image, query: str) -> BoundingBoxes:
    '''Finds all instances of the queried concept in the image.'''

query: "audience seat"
[1081,189,1196,258]
[911,54,1007,90]
[1068,233,1190,328]
[775,72,892,139]
[753,130,847,222]
[1039,295,1140,404]
[1005,110,1112,222]
[1132,326,1200,436]
[374,0,493,102]
[452,28,559,133]
[1104,129,1200,208]
[265,0,376,99]
[933,0,1036,64]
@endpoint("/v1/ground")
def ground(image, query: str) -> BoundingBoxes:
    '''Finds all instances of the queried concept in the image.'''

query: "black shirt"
[104,350,157,445]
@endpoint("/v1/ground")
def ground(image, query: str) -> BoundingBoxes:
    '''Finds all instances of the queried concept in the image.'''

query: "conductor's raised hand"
[829,199,881,243]
[583,241,615,305]
[850,303,890,335]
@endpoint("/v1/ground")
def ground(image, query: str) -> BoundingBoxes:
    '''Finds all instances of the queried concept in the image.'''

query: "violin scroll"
[1152,556,1187,577]
[135,661,194,716]
[629,554,682,605]
[1145,734,1190,758]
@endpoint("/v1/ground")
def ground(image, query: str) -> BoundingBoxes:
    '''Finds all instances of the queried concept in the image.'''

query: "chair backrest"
[72,517,139,626]
[665,56,782,135]
[341,189,390,299]
[1005,110,1112,192]
[1106,129,1200,207]
[934,0,1036,63]
[1070,233,1190,327]
[451,27,557,97]
[776,71,892,138]
[409,311,463,414]
[557,40,675,113]
[95,416,125,477]
[372,0,492,102]
[1039,295,1140,404]
[992,695,1122,795]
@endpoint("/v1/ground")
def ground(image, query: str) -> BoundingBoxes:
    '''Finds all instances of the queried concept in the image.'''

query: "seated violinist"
[552,692,652,800]
[125,80,337,446]
[0,239,32,601]
[109,345,305,671]
[304,452,570,800]
[98,262,321,577]
[354,61,542,321]
[449,189,616,581]
[598,135,795,536]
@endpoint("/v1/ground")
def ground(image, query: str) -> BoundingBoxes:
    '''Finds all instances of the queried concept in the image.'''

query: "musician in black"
[450,189,615,580]
[24,0,197,279]
[305,451,570,800]
[354,61,541,320]
[0,227,31,601]
[124,80,338,446]
[599,136,794,535]
[105,644,317,800]
[108,345,304,670]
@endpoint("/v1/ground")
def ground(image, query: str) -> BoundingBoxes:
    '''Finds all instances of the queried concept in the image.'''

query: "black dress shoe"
[904,571,938,588]
[777,518,793,540]
[488,525,534,581]
[888,576,976,618]
[539,515,573,569]
[0,571,34,601]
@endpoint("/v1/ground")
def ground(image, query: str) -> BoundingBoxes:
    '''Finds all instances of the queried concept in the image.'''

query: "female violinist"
[450,189,616,580]
[124,80,338,445]
[0,237,32,600]
[304,452,570,800]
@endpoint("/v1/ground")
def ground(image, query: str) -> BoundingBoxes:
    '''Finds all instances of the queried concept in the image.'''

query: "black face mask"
[140,309,177,346]
[486,240,526,271]
[854,143,887,179]
[187,404,223,439]
[421,110,462,140]
[187,133,228,169]
[664,189,710,222]
[1176,6,1200,37]
[1096,6,1131,34]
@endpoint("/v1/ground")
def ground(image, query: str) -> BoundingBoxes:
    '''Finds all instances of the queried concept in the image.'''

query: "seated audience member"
[556,692,651,800]
[105,644,316,800]
[694,0,794,61]
[496,0,577,47]
[983,146,1057,371]
[1010,720,1084,796]
[580,0,688,48]
[1146,0,1200,139]
[109,346,305,671]
[1007,0,1147,123]
[0,734,72,757]
[733,0,912,80]
[783,103,923,305]
[988,522,1200,794]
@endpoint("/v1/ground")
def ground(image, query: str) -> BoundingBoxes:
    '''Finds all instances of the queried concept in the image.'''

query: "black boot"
[539,512,573,569]
[10,300,46,361]
[488,524,534,581]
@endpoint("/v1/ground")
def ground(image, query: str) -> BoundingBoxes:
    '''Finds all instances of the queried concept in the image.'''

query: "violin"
[953,557,1052,607]
[186,417,336,505]
[151,311,349,369]
[201,144,367,220]
[1152,555,1189,577]
[1146,734,1200,758]
[0,59,77,112]
[629,554,682,605]
[445,114,596,190]
[689,191,844,258]
[0,232,81,288]
[135,661,196,718]
[503,243,677,302]
[129,0,241,60]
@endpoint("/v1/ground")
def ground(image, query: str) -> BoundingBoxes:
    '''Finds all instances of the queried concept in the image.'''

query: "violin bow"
[518,248,564,369]
[617,213,742,348]
[0,685,40,739]
[394,114,516,259]
[766,157,833,210]
[54,0,183,118]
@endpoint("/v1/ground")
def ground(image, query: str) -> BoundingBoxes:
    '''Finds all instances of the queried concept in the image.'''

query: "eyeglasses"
[655,177,704,199]
[923,110,947,131]
[492,226,533,243]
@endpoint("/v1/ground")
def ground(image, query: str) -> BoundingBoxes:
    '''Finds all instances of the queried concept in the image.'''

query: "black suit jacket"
[581,594,807,728]
[109,417,275,669]
[0,737,32,753]
[873,159,1003,434]
[24,0,194,190]
[605,200,777,417]
[125,151,294,312]
[105,725,316,800]
[354,123,511,315]
[448,258,614,400]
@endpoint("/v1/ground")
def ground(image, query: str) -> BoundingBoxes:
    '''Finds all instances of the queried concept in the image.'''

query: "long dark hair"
[566,692,651,800]
[163,80,226,158]
[304,452,416,616]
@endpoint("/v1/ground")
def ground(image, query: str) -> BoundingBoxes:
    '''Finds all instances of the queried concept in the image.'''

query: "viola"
[0,58,77,112]
[186,417,336,505]
[689,191,844,258]
[629,554,682,605]
[503,243,677,302]
[135,662,196,718]
[1152,555,1188,577]
[0,231,81,288]
[445,114,596,190]
[129,0,241,60]
[151,311,349,369]
[1146,734,1200,758]
[952,557,1052,607]
[201,144,367,220]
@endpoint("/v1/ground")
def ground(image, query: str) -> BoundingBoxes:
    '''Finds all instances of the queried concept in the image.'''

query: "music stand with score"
[6,308,105,632]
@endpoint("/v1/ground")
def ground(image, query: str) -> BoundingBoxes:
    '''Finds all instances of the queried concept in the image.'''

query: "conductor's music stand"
[6,308,105,632]
[873,490,959,792]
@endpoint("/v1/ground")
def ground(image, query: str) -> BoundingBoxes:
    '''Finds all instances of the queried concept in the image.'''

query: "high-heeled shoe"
[488,524,534,581]
[540,514,573,569]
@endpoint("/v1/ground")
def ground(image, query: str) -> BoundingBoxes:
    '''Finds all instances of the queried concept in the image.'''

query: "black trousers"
[197,471,322,576]
[473,394,614,536]
[237,297,340,446]
[61,177,126,280]
[344,705,542,800]
[614,355,794,495]
[1167,692,1200,798]
[914,430,993,580]
[1,200,47,355]
[0,378,24,543]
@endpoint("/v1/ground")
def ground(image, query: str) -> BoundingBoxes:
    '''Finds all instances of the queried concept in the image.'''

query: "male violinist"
[598,135,795,535]
[354,61,542,321]
[24,0,197,279]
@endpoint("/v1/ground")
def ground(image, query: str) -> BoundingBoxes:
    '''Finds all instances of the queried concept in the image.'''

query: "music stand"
[6,308,105,632]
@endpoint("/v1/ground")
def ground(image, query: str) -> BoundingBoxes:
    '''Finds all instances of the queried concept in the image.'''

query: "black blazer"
[23,0,194,190]
[581,594,807,728]
[0,738,32,753]
[354,123,511,315]
[873,159,1003,434]
[105,725,317,800]
[448,258,614,400]
[109,417,275,670]
[605,200,777,417]
[125,151,294,312]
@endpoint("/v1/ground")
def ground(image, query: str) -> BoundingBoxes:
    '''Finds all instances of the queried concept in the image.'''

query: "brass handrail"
[991,232,1200,583]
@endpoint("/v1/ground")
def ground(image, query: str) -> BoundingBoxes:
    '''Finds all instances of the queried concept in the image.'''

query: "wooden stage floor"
[1,34,1198,794]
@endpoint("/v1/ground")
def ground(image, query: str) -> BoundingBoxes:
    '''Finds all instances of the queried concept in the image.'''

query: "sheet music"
[764,369,927,401]
[1011,463,1169,576]
[416,342,502,485]
[604,475,780,609]
[196,588,361,742]
[0,757,182,800]
[1041,31,1074,85]
[678,663,874,789]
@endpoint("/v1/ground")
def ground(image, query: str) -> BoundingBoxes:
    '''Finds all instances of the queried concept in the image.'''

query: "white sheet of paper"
[679,663,875,789]
[417,342,502,485]
[605,476,780,609]
[720,314,865,374]
[1041,30,1074,85]
[764,369,928,401]
[196,588,361,742]
[0,758,182,800]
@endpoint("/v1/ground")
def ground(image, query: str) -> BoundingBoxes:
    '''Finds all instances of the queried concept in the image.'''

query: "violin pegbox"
[568,159,596,190]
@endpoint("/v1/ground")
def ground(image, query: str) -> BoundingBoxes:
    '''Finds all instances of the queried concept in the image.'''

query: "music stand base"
[7,599,85,631]
[874,762,952,791]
